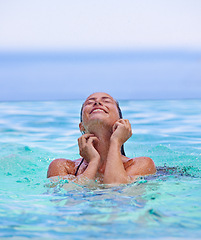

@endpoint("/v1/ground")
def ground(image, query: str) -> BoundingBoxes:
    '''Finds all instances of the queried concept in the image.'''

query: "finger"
[113,120,132,137]
[82,133,95,139]
[87,136,99,145]
[125,120,132,131]
[78,137,85,149]
[78,134,89,147]
[121,120,131,134]
[112,122,119,132]
[118,119,129,125]
[125,120,132,137]
[78,136,82,146]
[124,119,131,129]
[113,120,124,128]
[79,134,95,144]
[117,119,131,129]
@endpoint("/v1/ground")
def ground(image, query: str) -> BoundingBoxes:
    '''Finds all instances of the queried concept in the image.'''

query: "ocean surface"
[0,50,201,101]
[0,99,201,239]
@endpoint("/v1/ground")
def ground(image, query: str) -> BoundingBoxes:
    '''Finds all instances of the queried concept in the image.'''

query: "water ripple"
[1,99,201,239]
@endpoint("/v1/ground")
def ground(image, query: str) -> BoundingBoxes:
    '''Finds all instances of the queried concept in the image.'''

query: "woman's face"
[80,92,120,132]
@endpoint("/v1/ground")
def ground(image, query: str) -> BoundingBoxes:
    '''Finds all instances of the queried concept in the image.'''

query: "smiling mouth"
[90,108,107,114]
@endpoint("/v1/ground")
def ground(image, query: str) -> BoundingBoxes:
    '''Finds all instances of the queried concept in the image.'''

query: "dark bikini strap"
[75,158,84,176]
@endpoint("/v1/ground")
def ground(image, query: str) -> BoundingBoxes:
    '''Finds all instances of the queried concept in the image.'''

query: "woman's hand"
[78,134,100,163]
[111,119,132,146]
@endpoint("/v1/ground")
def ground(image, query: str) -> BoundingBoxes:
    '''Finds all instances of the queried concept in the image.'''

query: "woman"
[47,92,156,185]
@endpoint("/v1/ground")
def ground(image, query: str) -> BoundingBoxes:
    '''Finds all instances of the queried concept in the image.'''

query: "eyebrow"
[86,96,113,101]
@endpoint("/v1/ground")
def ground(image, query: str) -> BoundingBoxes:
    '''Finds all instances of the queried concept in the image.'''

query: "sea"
[0,99,201,239]
[0,50,201,101]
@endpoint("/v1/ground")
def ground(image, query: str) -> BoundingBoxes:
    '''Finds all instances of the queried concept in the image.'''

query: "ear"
[79,122,85,133]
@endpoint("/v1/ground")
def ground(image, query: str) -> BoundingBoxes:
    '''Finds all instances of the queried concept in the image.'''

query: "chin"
[87,118,111,130]
[89,114,107,121]
[89,117,105,124]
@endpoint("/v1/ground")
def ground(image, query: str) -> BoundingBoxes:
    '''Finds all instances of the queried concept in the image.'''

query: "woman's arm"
[103,119,156,184]
[47,158,100,185]
[47,133,101,185]
[104,138,130,184]
[103,119,132,184]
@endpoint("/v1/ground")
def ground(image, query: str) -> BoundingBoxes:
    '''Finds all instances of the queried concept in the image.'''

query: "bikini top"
[75,158,84,176]
[75,156,130,176]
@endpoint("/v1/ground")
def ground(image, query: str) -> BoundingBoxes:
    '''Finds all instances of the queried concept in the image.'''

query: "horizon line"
[0,47,201,54]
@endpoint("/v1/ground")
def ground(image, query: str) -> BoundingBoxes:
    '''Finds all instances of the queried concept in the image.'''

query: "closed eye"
[102,97,113,103]
[103,100,111,103]
[84,97,114,105]
[85,100,95,105]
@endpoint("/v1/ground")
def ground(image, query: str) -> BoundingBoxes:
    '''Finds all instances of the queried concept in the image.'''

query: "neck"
[86,121,113,163]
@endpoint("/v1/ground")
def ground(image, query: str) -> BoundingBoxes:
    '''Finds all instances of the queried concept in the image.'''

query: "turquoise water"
[0,99,201,239]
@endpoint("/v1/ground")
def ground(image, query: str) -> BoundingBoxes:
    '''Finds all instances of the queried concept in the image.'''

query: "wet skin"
[47,92,156,185]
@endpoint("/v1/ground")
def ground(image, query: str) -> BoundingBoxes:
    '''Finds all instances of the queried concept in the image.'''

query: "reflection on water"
[0,100,201,239]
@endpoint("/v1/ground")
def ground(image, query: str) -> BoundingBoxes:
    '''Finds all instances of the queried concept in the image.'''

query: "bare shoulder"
[47,158,76,178]
[125,156,156,177]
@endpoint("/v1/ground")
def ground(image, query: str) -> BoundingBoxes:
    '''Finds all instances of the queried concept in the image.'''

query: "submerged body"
[47,92,156,185]
[47,156,155,184]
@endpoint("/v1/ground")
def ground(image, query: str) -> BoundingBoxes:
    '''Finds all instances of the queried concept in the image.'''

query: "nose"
[94,100,102,106]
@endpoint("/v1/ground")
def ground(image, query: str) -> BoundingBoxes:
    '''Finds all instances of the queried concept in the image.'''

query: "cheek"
[81,112,87,124]
[112,106,120,118]
[81,106,90,122]
[110,109,120,123]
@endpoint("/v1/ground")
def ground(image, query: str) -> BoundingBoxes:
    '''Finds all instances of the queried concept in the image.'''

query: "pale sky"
[0,0,201,51]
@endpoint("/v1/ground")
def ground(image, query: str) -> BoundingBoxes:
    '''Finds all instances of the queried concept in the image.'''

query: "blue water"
[0,99,201,239]
[0,51,201,101]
